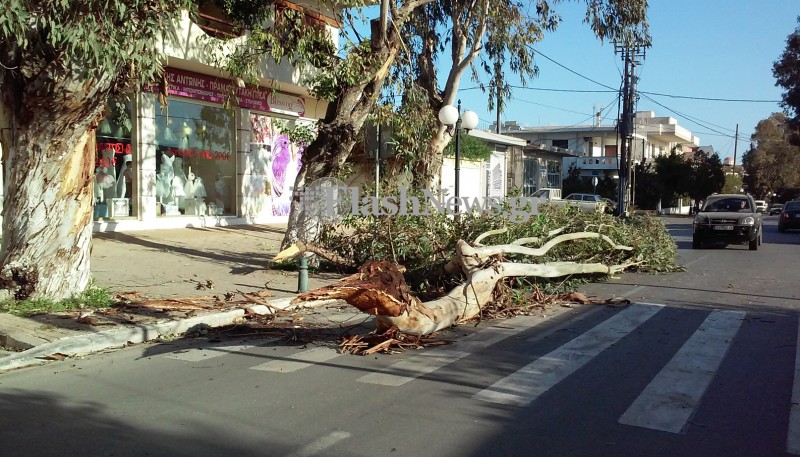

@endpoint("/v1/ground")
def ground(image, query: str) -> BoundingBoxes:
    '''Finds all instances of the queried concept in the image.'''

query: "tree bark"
[0,61,111,300]
[282,26,403,249]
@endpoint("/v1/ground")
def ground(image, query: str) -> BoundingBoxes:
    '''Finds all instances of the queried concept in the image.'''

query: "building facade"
[91,3,338,232]
[494,111,700,182]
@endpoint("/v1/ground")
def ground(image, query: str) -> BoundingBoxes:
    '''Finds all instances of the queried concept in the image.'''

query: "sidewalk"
[0,223,352,371]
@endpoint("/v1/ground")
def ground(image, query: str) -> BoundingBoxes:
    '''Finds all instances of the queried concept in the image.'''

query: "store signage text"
[163,147,231,161]
[159,68,306,117]
[96,142,132,167]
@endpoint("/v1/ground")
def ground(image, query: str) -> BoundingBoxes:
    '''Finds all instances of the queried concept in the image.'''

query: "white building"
[493,111,700,180]
[91,2,339,232]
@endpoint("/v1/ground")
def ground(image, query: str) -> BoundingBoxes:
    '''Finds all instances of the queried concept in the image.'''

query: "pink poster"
[249,114,309,216]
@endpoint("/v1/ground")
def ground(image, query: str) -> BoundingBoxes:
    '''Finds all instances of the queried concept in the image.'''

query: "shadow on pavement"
[0,389,309,457]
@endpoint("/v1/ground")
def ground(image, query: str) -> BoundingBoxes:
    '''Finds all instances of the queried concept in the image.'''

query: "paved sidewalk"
[0,223,350,371]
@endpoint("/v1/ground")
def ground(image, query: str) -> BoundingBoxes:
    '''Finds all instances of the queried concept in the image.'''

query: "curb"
[0,296,306,373]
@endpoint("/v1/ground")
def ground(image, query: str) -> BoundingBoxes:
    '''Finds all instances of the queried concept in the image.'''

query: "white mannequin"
[171,156,187,210]
[157,154,175,211]
[215,176,225,211]
[101,149,117,203]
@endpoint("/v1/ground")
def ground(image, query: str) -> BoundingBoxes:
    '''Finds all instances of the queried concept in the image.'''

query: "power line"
[530,46,619,91]
[639,93,735,137]
[563,95,620,129]
[639,90,780,103]
[510,96,593,115]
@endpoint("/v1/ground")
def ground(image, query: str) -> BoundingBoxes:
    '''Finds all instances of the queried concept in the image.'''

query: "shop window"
[248,113,313,217]
[155,99,236,217]
[95,101,134,220]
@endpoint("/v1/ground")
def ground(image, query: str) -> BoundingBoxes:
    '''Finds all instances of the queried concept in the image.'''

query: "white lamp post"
[438,99,478,205]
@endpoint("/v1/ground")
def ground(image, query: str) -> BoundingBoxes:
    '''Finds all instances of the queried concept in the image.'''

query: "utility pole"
[615,42,645,216]
[732,123,739,175]
[495,61,502,134]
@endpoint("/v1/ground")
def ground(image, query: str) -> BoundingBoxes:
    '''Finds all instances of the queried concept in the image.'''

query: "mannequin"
[183,167,208,215]
[100,149,117,203]
[157,154,175,213]
[171,156,187,210]
[116,154,133,199]
[95,166,114,202]
[214,175,225,212]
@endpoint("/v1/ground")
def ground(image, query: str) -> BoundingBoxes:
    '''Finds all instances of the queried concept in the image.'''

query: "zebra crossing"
[162,302,800,454]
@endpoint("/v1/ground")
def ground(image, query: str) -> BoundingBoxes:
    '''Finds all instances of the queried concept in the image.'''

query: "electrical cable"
[639,93,735,137]
[510,97,593,116]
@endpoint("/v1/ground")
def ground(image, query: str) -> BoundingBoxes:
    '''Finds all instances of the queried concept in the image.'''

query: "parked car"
[692,194,763,250]
[754,200,768,213]
[778,201,800,232]
[564,193,604,203]
[549,193,606,213]
[769,203,784,215]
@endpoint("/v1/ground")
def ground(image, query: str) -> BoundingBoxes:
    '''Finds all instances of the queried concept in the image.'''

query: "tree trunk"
[282,29,402,249]
[412,126,450,190]
[288,233,633,335]
[0,63,111,300]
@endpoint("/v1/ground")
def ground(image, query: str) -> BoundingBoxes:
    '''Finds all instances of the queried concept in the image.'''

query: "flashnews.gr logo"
[297,178,541,223]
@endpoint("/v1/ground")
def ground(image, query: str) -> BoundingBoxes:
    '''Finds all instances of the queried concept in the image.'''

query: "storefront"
[93,66,319,232]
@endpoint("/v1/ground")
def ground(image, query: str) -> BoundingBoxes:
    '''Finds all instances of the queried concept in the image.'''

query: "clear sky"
[455,0,799,163]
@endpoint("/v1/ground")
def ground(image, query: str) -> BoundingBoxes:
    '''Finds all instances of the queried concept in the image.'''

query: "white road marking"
[250,346,339,373]
[474,303,664,406]
[164,344,255,362]
[787,316,800,454]
[282,431,351,457]
[357,317,540,386]
[619,310,744,434]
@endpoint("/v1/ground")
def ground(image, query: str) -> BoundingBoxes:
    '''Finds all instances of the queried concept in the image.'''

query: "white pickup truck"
[530,188,606,213]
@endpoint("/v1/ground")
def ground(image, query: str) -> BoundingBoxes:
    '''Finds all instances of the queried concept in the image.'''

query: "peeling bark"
[0,59,112,300]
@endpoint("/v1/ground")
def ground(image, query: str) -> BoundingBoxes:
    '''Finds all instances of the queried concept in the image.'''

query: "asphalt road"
[2,216,800,457]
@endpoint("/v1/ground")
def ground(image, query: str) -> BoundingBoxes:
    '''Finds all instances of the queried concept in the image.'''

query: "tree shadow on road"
[0,389,316,457]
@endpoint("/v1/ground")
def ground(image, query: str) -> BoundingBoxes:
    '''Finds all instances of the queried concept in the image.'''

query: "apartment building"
[494,111,700,182]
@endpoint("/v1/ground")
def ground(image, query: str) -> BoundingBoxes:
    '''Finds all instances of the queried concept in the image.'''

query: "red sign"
[157,68,305,117]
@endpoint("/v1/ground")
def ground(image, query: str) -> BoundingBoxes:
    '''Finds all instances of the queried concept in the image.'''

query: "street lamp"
[438,100,479,206]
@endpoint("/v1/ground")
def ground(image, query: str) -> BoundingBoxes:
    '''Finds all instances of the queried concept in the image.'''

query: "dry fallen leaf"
[45,353,68,361]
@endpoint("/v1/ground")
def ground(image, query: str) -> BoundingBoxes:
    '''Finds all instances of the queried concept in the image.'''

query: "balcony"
[577,157,618,170]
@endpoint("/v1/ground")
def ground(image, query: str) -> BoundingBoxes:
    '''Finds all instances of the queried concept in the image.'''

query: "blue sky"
[454,0,799,163]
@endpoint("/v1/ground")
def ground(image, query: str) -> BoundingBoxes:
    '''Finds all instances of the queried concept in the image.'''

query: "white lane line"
[282,431,351,457]
[619,310,745,434]
[357,317,540,386]
[787,316,800,454]
[474,303,664,406]
[164,344,255,362]
[250,346,339,373]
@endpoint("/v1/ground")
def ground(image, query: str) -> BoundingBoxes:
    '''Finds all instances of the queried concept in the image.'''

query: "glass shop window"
[154,99,236,217]
[95,100,134,219]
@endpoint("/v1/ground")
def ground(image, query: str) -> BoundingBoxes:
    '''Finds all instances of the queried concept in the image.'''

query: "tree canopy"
[742,112,800,199]
[774,18,800,142]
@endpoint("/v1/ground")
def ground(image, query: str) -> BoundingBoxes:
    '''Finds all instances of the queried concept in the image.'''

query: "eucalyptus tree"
[0,0,190,299]
[278,0,649,248]
[400,0,650,188]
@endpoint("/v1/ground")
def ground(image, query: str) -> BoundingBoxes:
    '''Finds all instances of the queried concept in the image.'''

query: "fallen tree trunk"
[288,231,633,335]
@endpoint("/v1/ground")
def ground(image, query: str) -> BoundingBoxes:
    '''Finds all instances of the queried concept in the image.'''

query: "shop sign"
[157,68,306,117]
